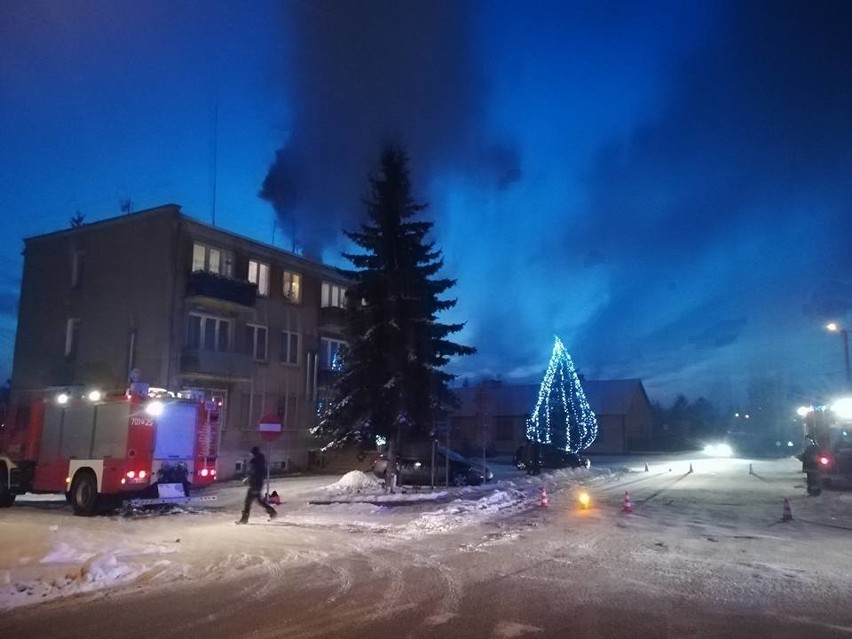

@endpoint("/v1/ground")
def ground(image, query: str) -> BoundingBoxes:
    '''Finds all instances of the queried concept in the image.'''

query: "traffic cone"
[782,497,793,522]
[540,485,549,508]
[622,491,633,513]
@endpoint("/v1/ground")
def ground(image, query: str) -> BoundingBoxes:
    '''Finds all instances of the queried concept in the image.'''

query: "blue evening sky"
[2,1,851,408]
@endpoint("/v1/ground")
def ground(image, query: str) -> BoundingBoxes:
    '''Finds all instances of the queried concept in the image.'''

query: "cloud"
[581,1,852,264]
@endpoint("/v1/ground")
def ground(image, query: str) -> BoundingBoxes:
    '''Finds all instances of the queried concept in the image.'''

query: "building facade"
[11,204,349,477]
[448,379,655,455]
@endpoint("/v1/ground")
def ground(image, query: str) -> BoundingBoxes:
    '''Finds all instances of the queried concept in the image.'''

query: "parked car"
[514,443,591,471]
[372,445,493,486]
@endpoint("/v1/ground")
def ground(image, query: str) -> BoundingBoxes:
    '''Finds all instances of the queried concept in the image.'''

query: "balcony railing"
[318,305,348,329]
[180,348,254,381]
[186,270,257,310]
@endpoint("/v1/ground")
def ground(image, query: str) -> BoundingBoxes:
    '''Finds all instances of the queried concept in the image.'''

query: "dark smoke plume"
[260,0,519,257]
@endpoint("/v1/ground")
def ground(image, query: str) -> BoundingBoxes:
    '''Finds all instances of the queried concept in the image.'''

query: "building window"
[282,271,302,303]
[187,313,230,352]
[280,330,299,365]
[64,318,80,359]
[192,242,233,277]
[71,251,85,289]
[319,337,346,370]
[277,394,297,426]
[321,282,347,308]
[495,418,515,442]
[248,260,270,297]
[244,324,268,361]
[239,392,264,431]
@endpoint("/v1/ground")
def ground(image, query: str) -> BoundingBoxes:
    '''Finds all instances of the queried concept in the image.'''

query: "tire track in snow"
[362,547,406,622]
[409,553,462,634]
[296,548,354,604]
[164,551,290,633]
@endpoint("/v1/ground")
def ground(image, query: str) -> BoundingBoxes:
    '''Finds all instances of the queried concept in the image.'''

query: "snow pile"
[396,488,528,538]
[322,470,384,494]
[0,541,163,610]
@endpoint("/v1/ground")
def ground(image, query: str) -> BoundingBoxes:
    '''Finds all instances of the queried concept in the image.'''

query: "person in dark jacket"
[236,446,277,524]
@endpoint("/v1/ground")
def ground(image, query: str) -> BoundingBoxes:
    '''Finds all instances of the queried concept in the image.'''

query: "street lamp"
[825,322,851,389]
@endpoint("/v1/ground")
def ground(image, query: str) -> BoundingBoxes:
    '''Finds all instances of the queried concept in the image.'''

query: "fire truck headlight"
[138,470,147,479]
[87,390,102,402]
[145,401,164,417]
[56,393,69,405]
[200,468,209,477]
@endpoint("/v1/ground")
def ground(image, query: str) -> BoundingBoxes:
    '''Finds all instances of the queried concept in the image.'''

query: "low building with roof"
[447,379,655,455]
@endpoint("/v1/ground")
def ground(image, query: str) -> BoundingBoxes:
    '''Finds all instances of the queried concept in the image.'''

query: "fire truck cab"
[0,384,220,515]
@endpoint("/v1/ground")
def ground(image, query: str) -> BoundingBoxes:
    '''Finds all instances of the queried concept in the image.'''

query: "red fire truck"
[0,384,220,515]
[800,399,852,495]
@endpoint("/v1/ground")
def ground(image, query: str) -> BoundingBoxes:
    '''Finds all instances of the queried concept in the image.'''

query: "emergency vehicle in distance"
[0,382,220,515]
[800,398,852,495]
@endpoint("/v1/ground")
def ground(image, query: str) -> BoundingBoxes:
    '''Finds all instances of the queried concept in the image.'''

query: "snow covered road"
[2,455,852,638]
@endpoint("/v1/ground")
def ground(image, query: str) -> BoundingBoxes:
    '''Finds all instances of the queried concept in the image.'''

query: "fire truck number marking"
[131,417,154,427]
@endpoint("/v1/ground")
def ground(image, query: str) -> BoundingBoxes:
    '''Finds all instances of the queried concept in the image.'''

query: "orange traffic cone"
[540,485,549,508]
[622,491,633,513]
[782,497,793,522]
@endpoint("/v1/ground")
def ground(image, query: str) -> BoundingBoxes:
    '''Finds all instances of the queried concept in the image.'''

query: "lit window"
[245,325,268,361]
[283,271,302,303]
[321,282,347,308]
[319,337,346,370]
[192,242,233,277]
[280,331,299,365]
[248,260,270,296]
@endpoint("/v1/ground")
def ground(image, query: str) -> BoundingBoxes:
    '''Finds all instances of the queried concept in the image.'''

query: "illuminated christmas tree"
[526,336,598,453]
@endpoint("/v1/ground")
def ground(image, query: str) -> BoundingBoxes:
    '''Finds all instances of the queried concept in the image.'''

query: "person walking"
[236,446,277,524]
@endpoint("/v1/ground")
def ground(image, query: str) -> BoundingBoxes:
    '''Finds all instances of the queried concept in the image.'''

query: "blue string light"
[526,336,598,453]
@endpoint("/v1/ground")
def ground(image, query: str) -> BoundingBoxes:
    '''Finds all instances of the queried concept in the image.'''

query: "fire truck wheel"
[0,462,15,508]
[70,471,100,516]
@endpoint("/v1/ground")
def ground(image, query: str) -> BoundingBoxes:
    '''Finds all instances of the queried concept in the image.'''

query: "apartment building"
[11,204,350,476]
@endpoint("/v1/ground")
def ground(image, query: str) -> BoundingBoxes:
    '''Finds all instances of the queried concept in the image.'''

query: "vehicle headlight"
[704,443,733,457]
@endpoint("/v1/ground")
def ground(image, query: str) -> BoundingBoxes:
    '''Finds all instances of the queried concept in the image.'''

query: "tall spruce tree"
[319,145,475,483]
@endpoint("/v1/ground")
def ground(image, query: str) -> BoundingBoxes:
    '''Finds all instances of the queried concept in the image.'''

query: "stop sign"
[258,414,282,441]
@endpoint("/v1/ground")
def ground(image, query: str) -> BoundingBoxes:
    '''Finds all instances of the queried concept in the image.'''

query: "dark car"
[514,443,591,471]
[372,446,493,486]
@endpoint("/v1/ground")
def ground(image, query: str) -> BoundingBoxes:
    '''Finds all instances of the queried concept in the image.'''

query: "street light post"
[826,322,851,389]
